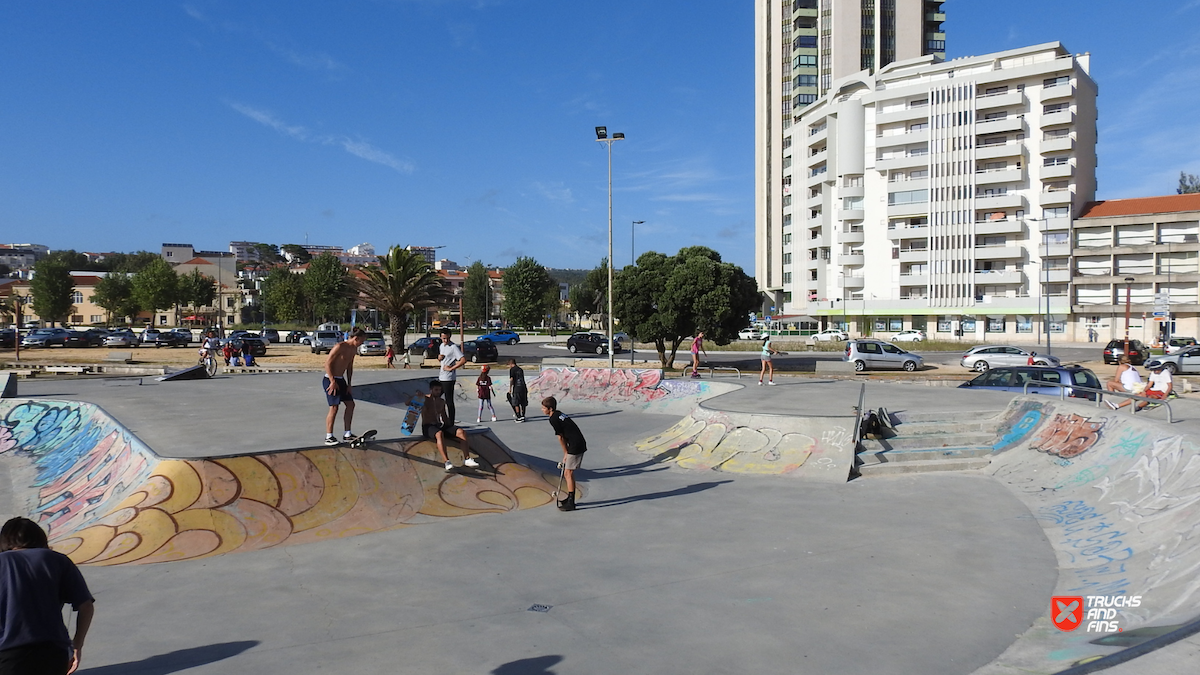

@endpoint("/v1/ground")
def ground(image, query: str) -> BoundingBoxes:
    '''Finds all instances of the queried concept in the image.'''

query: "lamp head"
[595,126,607,140]
[612,132,625,140]
[1125,277,1135,283]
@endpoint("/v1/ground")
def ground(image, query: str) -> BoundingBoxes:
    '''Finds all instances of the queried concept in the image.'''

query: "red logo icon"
[1052,596,1084,631]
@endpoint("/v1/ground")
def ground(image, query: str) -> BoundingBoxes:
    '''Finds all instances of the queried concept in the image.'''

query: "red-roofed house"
[1072,193,1200,342]
[2,274,124,327]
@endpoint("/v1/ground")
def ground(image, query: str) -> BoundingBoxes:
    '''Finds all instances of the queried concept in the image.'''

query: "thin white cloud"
[228,102,414,174]
[181,4,206,22]
[265,43,347,73]
[183,6,349,75]
[532,181,574,204]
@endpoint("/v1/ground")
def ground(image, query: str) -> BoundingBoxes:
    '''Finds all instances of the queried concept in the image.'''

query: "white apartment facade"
[757,42,1097,340]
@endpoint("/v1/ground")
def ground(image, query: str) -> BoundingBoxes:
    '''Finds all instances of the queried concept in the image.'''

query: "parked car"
[20,328,72,348]
[103,331,139,347]
[1,328,18,348]
[1102,339,1148,366]
[64,329,106,348]
[843,339,924,372]
[738,327,766,340]
[958,366,1101,400]
[1164,337,1197,355]
[891,330,925,342]
[959,345,1061,372]
[286,330,309,344]
[478,329,521,345]
[408,336,440,356]
[566,332,611,354]
[812,329,848,342]
[263,328,281,343]
[153,330,191,348]
[139,329,162,344]
[357,332,387,356]
[309,330,342,354]
[1144,345,1200,374]
[462,339,499,363]
[613,332,631,351]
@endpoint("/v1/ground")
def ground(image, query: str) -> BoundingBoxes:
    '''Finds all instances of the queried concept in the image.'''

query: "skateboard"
[401,393,425,436]
[349,429,377,448]
[550,462,566,498]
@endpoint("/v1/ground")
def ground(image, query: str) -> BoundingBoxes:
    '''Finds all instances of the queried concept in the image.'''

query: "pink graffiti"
[530,368,668,405]
[38,431,149,536]
[1030,413,1104,459]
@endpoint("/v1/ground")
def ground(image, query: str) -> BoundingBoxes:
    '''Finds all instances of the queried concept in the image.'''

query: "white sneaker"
[768,381,777,386]
[491,416,497,422]
[758,381,763,386]
[1106,400,1119,410]
[464,457,480,468]
[444,461,454,472]
[476,417,482,423]
[324,437,340,446]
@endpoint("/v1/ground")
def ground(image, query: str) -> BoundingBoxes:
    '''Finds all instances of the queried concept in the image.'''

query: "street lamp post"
[1124,277,1135,356]
[596,126,625,370]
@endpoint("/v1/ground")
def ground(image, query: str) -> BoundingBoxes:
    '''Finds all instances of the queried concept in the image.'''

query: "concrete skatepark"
[0,366,1197,674]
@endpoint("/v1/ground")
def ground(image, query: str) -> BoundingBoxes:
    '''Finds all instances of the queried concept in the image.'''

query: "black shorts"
[0,643,71,675]
[511,386,528,407]
[423,423,458,440]
[323,376,352,407]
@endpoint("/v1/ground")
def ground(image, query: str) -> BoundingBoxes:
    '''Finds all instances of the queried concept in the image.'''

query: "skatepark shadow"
[78,640,258,674]
[574,480,731,510]
[491,654,562,674]
[585,447,680,479]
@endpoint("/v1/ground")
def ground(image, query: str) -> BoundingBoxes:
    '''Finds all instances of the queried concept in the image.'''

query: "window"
[1043,75,1069,88]
[961,317,977,332]
[927,40,945,51]
[887,189,928,205]
[1044,206,1070,218]
[810,165,827,177]
[795,94,817,105]
[909,122,928,131]
[782,233,792,244]
[71,291,83,304]
[843,197,864,210]
[937,317,952,333]
[1044,128,1071,140]
[1016,316,1032,333]
[843,175,863,187]
[782,136,793,150]
[794,74,817,88]
[782,253,793,265]
[783,272,793,283]
[783,156,793,169]
[794,35,817,49]
[1043,156,1069,166]
[909,98,928,108]
[90,315,103,324]
[810,270,818,281]
[859,342,882,354]
[1043,102,1070,114]
[795,54,818,67]
[983,86,1008,95]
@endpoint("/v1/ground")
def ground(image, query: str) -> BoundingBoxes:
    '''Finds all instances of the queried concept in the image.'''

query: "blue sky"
[2,1,1198,273]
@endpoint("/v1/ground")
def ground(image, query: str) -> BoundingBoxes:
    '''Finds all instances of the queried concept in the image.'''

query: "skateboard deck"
[401,393,425,435]
[350,429,377,448]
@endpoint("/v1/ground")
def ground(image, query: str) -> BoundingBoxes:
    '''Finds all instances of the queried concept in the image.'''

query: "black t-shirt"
[548,410,587,455]
[509,365,526,389]
[0,548,93,653]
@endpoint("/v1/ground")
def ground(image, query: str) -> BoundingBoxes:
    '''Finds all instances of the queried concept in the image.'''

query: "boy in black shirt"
[508,358,528,422]
[541,396,587,511]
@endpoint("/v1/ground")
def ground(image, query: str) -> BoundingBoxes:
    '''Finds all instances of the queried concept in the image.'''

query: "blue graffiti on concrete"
[1038,500,1131,594]
[1108,428,1149,460]
[994,409,1042,451]
[2,402,114,488]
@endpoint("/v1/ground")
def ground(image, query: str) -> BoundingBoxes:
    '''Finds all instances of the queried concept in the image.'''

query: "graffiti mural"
[529,368,668,406]
[0,399,558,566]
[1029,413,1105,459]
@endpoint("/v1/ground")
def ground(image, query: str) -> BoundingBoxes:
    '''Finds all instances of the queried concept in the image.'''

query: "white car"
[812,329,848,342]
[738,328,765,340]
[891,330,925,342]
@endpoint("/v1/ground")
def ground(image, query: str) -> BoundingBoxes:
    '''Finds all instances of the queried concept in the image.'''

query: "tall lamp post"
[1124,277,1135,356]
[596,126,624,370]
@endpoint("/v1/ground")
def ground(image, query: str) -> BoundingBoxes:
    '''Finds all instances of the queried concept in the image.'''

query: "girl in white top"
[759,336,777,386]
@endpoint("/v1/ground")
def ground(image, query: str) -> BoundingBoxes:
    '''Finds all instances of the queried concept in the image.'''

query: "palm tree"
[351,246,448,351]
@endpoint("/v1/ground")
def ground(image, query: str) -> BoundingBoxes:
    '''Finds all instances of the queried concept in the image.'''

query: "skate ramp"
[972,397,1200,673]
[0,398,558,566]
[525,367,738,415]
[631,405,858,482]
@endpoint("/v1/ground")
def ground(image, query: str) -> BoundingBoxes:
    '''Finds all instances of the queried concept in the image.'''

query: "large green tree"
[1180,172,1200,195]
[252,243,282,264]
[502,257,553,329]
[614,246,758,368]
[281,244,313,264]
[132,258,180,320]
[304,253,350,323]
[44,250,95,270]
[462,261,489,325]
[29,259,75,326]
[350,246,447,349]
[92,273,141,325]
[178,269,217,316]
[261,267,307,324]
[104,251,161,274]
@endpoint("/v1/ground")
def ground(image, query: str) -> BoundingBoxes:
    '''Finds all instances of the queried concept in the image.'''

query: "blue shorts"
[323,376,353,407]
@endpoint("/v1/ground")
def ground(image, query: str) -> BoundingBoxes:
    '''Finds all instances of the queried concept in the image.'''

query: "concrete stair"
[855,410,1002,477]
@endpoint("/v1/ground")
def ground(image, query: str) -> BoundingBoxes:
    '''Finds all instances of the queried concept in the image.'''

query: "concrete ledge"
[44,366,90,374]
[540,357,578,367]
[104,351,134,363]
[0,372,15,397]
[815,360,857,373]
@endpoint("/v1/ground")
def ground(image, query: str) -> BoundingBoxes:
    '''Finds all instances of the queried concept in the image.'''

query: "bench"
[104,351,134,364]
[682,362,741,379]
[44,366,89,374]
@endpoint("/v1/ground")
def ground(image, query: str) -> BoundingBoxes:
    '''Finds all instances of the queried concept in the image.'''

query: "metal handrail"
[851,382,867,444]
[1020,381,1175,423]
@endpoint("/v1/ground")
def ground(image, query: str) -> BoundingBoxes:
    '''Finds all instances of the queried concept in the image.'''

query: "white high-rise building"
[756,41,1097,340]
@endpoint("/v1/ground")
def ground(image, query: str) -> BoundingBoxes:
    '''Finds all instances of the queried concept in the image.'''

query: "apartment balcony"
[875,105,930,126]
[1046,242,1072,257]
[876,128,929,149]
[1043,269,1072,283]
[876,153,930,172]
[1038,188,1074,206]
[899,273,929,286]
[806,169,829,187]
[975,167,1024,186]
[975,90,1026,111]
[839,184,864,198]
[974,245,1025,260]
[1040,135,1075,154]
[839,209,865,221]
[807,125,828,146]
[1040,109,1075,128]
[887,201,930,218]
[1037,216,1071,232]
[974,192,1026,210]
[926,11,946,22]
[975,218,1025,236]
[843,276,866,290]
[974,270,1024,285]
[1039,82,1075,104]
[898,249,929,263]
[975,116,1027,135]
[1041,163,1074,180]
[976,141,1026,161]
[807,192,824,208]
[888,226,930,241]
[840,229,865,245]
[838,254,865,267]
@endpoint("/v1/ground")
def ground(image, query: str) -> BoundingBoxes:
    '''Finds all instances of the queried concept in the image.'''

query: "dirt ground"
[0,343,390,369]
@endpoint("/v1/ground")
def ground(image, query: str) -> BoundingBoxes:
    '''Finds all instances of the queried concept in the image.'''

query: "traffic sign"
[1153,311,1169,317]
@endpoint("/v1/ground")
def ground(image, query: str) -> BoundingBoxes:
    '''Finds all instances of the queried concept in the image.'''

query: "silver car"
[844,339,924,372]
[357,332,387,356]
[310,330,343,354]
[1145,345,1200,374]
[959,345,1060,372]
[103,331,138,347]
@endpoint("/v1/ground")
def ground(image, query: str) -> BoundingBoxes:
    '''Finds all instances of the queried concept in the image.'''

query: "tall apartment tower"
[756,0,945,306]
[755,41,1097,341]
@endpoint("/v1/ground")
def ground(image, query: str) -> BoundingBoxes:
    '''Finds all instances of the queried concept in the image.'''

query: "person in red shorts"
[1141,362,1173,409]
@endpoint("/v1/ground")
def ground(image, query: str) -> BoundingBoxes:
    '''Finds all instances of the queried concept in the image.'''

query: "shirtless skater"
[322,327,367,446]
[422,380,480,472]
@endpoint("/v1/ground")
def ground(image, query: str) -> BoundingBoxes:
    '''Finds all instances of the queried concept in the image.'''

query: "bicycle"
[198,349,218,378]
